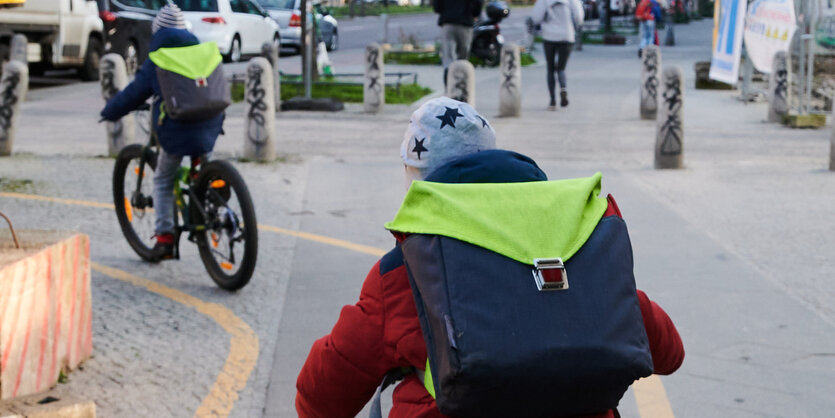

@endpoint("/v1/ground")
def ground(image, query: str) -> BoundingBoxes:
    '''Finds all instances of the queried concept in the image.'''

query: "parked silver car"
[255,0,338,53]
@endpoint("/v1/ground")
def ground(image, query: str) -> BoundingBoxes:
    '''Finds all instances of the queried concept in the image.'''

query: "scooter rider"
[434,0,484,85]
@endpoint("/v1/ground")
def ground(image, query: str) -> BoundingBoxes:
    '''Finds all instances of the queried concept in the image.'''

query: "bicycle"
[112,104,258,291]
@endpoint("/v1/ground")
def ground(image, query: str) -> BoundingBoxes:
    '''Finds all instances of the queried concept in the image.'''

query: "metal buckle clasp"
[533,258,568,291]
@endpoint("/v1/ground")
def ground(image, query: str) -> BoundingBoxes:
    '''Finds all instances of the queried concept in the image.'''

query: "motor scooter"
[471,1,510,66]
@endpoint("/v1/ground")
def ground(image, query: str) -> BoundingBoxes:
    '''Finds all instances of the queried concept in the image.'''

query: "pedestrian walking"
[636,0,663,56]
[531,0,584,110]
[434,0,484,85]
[295,97,684,418]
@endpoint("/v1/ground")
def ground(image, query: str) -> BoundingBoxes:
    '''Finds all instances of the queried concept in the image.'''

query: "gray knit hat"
[401,97,496,181]
[152,4,187,33]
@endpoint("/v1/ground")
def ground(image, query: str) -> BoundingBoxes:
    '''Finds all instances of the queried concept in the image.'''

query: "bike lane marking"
[90,263,259,418]
[0,191,676,417]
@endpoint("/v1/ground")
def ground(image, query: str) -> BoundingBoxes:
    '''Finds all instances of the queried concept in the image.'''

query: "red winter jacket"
[296,203,685,418]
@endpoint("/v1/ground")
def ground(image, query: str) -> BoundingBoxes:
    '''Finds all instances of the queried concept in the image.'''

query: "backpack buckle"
[533,258,568,291]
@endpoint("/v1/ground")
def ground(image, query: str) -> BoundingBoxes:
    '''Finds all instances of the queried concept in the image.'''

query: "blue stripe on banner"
[726,0,740,54]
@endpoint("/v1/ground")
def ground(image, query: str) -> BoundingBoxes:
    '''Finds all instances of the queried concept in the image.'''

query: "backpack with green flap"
[148,42,230,122]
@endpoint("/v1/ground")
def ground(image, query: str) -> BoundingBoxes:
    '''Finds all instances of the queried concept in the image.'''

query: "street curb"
[0,393,95,418]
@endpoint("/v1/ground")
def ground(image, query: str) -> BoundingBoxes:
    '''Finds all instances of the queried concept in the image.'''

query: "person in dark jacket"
[295,97,685,417]
[434,0,483,85]
[100,4,224,261]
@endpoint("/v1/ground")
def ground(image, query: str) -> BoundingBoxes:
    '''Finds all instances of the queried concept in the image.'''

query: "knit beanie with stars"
[152,4,187,34]
[401,97,496,182]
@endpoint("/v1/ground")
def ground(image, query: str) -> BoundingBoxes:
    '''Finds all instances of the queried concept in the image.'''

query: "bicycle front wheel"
[113,144,158,261]
[192,160,258,291]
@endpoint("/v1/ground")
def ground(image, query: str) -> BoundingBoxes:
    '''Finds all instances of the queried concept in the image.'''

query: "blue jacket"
[424,149,548,184]
[101,28,224,156]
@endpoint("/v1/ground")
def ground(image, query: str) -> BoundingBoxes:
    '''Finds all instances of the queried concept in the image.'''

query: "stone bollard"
[364,43,385,113]
[446,59,476,106]
[640,45,661,120]
[768,51,790,123]
[499,43,521,117]
[243,57,276,162]
[10,34,27,63]
[100,54,135,156]
[655,66,684,169]
[0,61,28,156]
[260,41,281,112]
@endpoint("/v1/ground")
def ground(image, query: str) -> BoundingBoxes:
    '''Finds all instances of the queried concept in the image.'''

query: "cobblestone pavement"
[1,17,834,418]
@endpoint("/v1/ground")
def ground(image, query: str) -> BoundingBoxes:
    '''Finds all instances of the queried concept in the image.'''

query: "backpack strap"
[368,367,414,418]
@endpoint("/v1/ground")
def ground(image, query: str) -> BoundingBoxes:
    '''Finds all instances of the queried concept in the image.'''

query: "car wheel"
[124,40,139,76]
[80,36,103,81]
[226,36,242,63]
[327,29,338,51]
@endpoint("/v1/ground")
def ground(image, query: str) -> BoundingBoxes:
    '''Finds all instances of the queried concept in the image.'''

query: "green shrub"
[232,80,432,105]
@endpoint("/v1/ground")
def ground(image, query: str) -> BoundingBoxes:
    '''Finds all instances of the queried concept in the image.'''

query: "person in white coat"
[531,0,584,110]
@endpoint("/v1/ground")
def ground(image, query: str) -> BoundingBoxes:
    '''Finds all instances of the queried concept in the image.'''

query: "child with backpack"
[295,97,684,417]
[100,4,228,261]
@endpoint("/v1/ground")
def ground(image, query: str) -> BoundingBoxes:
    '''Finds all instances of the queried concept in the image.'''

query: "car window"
[245,0,265,15]
[171,0,219,11]
[229,0,247,13]
[112,0,151,9]
[256,0,295,9]
[146,0,167,9]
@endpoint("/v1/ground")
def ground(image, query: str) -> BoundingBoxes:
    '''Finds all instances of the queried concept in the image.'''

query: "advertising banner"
[743,0,797,73]
[710,0,749,84]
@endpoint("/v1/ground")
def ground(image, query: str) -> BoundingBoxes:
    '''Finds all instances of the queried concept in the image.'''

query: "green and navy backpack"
[148,42,230,122]
[383,173,654,417]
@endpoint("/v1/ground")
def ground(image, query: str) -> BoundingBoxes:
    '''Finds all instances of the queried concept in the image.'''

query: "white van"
[0,0,104,80]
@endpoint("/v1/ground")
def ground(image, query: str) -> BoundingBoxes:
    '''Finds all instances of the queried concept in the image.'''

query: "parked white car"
[173,0,280,63]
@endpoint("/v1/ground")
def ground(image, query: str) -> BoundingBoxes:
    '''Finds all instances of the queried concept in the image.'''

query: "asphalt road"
[335,8,534,50]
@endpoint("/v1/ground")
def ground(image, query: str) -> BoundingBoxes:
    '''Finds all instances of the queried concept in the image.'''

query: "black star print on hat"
[436,106,463,129]
[477,115,489,128]
[412,138,428,159]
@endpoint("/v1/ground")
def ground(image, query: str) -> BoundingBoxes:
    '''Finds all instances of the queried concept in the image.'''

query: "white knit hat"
[152,4,187,33]
[401,97,496,181]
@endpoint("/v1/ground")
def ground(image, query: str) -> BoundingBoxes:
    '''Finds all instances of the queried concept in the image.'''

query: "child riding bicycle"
[101,4,225,261]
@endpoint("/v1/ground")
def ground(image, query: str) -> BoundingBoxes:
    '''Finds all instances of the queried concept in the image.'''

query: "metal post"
[302,0,312,98]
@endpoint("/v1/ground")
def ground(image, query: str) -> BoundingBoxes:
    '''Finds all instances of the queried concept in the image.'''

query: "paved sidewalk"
[1,17,833,418]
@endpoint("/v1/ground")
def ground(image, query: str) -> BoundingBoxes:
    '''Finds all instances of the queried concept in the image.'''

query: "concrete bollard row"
[640,45,661,120]
[446,59,475,106]
[10,34,27,64]
[499,43,521,117]
[0,60,28,156]
[655,66,684,169]
[364,43,385,113]
[100,53,135,157]
[768,51,790,123]
[243,57,276,162]
[260,41,282,112]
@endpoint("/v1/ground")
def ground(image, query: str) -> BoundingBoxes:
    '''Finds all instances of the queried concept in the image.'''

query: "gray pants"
[153,150,213,234]
[441,24,473,69]
[154,149,183,235]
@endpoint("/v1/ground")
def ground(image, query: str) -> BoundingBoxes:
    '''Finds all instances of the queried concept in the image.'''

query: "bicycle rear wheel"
[192,160,258,291]
[113,144,159,261]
